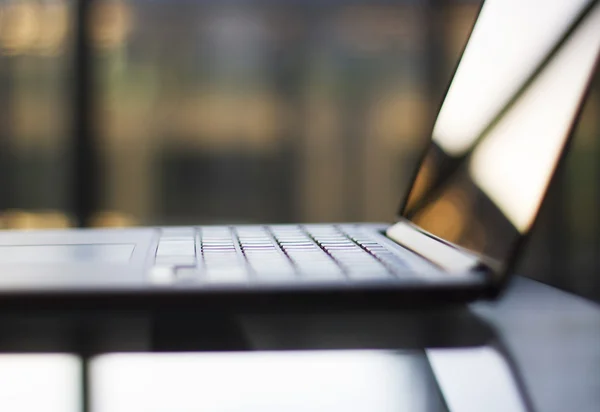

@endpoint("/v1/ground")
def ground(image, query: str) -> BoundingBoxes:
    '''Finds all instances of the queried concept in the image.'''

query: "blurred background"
[0,0,598,301]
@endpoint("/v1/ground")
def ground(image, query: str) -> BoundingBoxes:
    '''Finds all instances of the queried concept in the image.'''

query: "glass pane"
[92,0,445,226]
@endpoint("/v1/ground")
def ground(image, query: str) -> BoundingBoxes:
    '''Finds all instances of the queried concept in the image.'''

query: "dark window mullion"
[72,0,99,227]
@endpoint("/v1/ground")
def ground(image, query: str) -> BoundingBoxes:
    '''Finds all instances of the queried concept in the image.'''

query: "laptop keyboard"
[150,225,408,285]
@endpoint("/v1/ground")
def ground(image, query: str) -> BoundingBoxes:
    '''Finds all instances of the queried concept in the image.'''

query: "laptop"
[0,0,598,310]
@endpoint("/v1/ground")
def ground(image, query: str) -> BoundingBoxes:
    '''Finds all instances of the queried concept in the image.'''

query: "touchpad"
[0,244,135,264]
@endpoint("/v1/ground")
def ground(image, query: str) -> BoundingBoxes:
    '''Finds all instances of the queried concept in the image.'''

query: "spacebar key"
[204,267,249,285]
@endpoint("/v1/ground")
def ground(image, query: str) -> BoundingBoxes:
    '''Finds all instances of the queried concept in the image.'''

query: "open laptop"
[0,0,598,309]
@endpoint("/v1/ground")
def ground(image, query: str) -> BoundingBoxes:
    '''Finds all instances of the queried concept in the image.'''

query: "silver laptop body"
[0,0,597,309]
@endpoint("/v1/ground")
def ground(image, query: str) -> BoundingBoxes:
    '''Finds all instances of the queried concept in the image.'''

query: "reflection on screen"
[403,2,600,267]
[432,0,593,156]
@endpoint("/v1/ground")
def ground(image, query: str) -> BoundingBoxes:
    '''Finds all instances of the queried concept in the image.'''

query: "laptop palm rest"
[0,229,155,288]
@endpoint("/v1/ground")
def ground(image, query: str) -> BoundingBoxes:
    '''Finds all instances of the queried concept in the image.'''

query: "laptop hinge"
[386,220,481,274]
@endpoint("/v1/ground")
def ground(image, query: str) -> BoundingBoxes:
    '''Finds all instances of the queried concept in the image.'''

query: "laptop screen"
[400,0,600,270]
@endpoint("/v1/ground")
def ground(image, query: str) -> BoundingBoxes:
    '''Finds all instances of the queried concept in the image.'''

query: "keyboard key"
[157,240,195,256]
[155,256,196,266]
[149,266,176,285]
[321,245,360,251]
[240,240,274,244]
[286,252,330,260]
[203,259,243,267]
[346,267,392,281]
[203,246,237,251]
[252,267,297,283]
[278,240,315,245]
[205,267,249,284]
[243,247,277,252]
[204,256,243,263]
[244,253,281,260]
[203,256,241,262]
[378,257,408,269]
[176,268,202,282]
[298,267,345,281]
